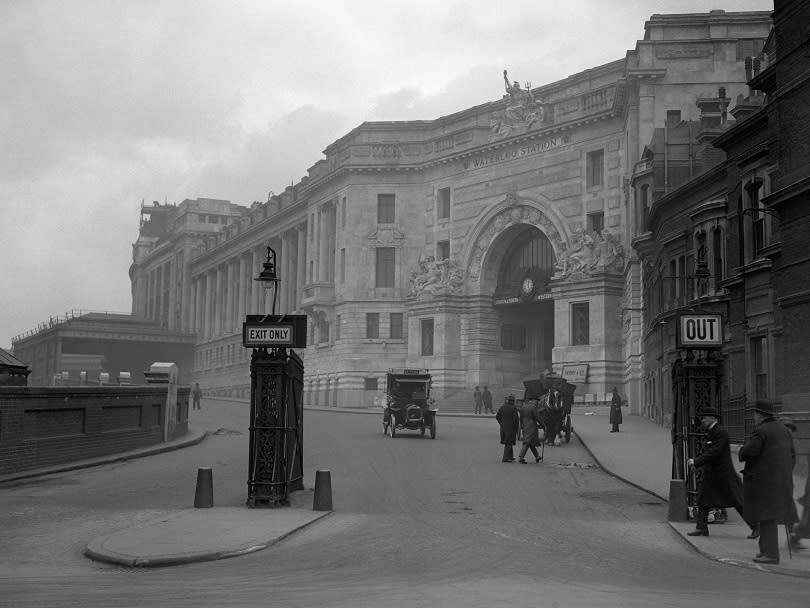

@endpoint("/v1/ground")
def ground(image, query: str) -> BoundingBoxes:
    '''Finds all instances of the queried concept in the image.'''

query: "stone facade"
[123,11,771,412]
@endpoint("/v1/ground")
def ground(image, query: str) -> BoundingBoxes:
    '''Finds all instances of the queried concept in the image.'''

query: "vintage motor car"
[382,368,437,439]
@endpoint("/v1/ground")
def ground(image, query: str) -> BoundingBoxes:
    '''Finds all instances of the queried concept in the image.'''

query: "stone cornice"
[762,175,810,208]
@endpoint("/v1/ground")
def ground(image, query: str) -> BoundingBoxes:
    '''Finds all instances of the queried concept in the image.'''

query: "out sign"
[677,314,723,348]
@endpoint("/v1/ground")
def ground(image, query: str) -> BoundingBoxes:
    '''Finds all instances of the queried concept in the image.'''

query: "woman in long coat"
[496,396,520,462]
[739,400,798,563]
[609,387,622,432]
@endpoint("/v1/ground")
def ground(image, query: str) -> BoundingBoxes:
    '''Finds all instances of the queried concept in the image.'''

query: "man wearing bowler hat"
[686,407,752,537]
[739,400,798,564]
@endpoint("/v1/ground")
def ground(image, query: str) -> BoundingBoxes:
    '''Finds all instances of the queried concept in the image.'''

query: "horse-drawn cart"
[522,372,576,444]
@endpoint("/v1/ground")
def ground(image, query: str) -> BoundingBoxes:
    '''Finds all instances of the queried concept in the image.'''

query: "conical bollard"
[194,467,214,508]
[313,469,333,511]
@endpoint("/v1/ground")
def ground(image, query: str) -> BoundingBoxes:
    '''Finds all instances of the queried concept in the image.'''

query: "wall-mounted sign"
[243,315,308,349]
[561,364,588,384]
[677,314,723,349]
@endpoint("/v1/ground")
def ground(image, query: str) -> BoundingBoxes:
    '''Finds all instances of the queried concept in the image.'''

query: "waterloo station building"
[15,11,774,415]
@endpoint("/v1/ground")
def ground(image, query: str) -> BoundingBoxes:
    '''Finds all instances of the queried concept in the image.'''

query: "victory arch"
[408,195,626,403]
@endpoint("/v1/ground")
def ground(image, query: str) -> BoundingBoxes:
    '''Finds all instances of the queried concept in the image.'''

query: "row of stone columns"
[187,226,306,340]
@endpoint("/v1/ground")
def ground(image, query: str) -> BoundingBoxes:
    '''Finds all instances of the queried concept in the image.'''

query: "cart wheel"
[430,418,436,439]
[564,416,572,443]
[420,425,426,437]
[390,420,397,438]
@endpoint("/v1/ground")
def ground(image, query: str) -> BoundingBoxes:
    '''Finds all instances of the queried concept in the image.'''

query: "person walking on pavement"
[482,385,494,415]
[518,397,543,463]
[192,383,203,410]
[739,400,799,564]
[784,421,808,551]
[609,387,622,432]
[686,408,753,537]
[496,395,520,462]
[473,386,483,415]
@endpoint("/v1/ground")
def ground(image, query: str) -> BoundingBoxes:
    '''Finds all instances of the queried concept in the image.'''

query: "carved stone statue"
[552,228,625,279]
[489,70,543,141]
[409,255,465,298]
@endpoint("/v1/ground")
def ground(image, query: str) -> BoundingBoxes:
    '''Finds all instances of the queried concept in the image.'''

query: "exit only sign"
[242,315,307,348]
[677,314,723,348]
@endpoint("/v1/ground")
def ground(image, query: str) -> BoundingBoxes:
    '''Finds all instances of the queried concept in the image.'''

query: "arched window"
[496,230,555,292]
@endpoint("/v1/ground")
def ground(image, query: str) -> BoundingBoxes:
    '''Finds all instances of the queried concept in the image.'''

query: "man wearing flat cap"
[686,407,751,537]
[739,400,798,564]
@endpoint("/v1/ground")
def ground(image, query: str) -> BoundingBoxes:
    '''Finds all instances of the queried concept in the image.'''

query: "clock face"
[521,277,534,295]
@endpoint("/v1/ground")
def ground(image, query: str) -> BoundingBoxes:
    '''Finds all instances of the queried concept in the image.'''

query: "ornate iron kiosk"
[670,312,724,521]
[244,247,307,507]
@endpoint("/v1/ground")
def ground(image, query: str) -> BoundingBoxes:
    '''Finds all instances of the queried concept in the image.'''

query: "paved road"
[1,399,808,607]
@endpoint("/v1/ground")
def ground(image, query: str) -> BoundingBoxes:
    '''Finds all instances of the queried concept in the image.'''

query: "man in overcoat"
[473,386,483,415]
[686,408,751,537]
[518,398,543,463]
[496,395,520,462]
[609,387,622,432]
[482,385,494,415]
[739,400,798,564]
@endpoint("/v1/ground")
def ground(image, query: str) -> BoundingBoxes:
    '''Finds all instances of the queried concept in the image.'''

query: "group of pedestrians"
[495,394,544,464]
[473,385,494,415]
[686,400,806,565]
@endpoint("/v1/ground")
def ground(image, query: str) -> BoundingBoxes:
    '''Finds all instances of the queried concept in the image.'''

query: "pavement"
[2,404,808,576]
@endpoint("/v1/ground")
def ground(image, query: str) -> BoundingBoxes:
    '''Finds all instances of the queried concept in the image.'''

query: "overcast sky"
[0,0,772,348]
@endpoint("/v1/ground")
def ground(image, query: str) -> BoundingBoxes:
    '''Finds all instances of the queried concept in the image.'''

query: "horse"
[536,388,565,445]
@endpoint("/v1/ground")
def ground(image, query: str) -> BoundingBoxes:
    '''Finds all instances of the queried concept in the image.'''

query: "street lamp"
[254,246,279,317]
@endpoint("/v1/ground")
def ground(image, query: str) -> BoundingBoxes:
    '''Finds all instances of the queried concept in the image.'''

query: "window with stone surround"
[421,318,434,356]
[571,302,589,345]
[375,247,395,288]
[364,377,378,391]
[340,248,345,283]
[377,194,395,224]
[586,149,604,189]
[437,187,451,220]
[390,312,404,339]
[335,315,341,340]
[341,196,347,228]
[751,335,768,400]
[437,240,450,262]
[366,313,379,339]
[587,212,604,235]
[736,38,765,62]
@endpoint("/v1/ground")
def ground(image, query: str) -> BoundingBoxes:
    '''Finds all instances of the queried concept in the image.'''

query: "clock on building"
[520,276,535,296]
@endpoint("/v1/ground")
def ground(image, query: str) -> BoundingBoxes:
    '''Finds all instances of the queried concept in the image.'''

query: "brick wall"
[0,386,190,476]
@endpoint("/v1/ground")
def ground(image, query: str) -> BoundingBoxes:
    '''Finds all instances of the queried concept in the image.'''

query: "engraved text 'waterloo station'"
[463,136,565,170]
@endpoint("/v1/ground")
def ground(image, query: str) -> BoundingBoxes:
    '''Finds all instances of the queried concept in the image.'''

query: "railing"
[11,309,132,344]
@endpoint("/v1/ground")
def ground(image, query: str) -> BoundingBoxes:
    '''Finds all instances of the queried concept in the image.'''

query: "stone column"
[238,254,247,323]
[638,83,655,160]
[206,270,215,339]
[195,276,204,334]
[252,247,262,314]
[226,259,235,333]
[278,233,288,314]
[296,224,306,311]
[215,265,224,336]
[318,207,328,281]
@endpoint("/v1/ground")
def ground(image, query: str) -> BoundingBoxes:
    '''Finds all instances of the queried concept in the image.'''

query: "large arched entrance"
[485,224,556,388]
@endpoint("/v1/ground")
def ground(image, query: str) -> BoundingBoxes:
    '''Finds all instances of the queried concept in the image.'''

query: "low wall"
[0,386,189,476]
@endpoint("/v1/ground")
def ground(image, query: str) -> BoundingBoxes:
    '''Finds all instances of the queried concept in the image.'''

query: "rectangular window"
[668,259,677,303]
[571,302,589,345]
[364,377,378,391]
[375,247,395,288]
[586,149,604,188]
[341,196,347,228]
[437,187,451,219]
[335,315,341,340]
[377,194,395,224]
[421,318,434,356]
[436,240,450,262]
[713,228,724,288]
[309,260,314,283]
[587,212,604,235]
[366,313,379,339]
[340,248,346,283]
[666,110,681,128]
[736,38,764,61]
[390,312,404,339]
[752,336,768,400]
